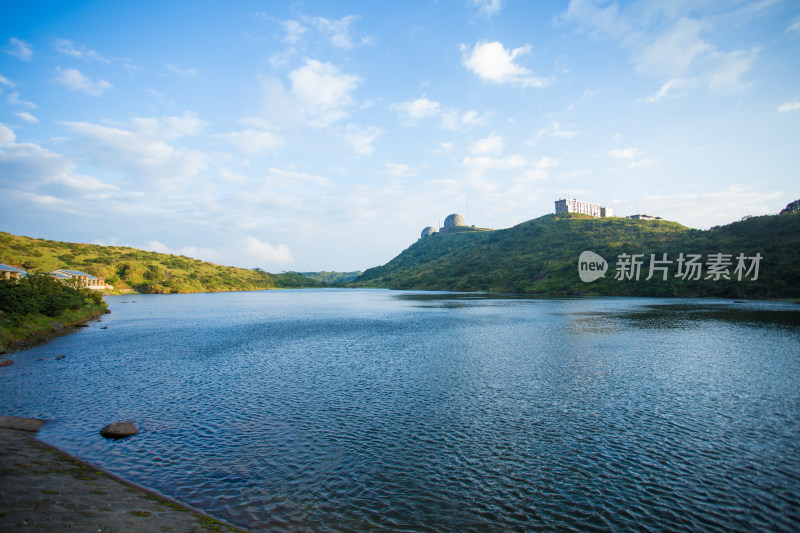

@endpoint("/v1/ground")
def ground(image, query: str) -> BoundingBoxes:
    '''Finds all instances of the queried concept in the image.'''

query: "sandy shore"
[0,416,248,532]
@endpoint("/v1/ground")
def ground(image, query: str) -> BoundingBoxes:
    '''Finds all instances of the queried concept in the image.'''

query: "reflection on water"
[1,290,798,532]
[617,302,800,329]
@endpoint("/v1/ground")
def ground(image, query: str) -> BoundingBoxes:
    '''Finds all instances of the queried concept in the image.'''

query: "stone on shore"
[0,427,247,532]
[100,421,139,439]
[0,415,45,432]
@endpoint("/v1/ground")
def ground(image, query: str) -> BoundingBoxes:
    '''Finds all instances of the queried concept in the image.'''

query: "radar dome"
[420,226,437,238]
[443,213,465,230]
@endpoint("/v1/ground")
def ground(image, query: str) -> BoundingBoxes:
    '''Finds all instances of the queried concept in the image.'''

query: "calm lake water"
[2,289,799,531]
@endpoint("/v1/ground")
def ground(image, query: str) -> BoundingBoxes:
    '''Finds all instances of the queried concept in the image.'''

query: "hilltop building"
[420,226,437,238]
[441,213,466,232]
[420,213,470,239]
[0,263,26,281]
[51,269,112,290]
[627,214,661,221]
[555,199,613,218]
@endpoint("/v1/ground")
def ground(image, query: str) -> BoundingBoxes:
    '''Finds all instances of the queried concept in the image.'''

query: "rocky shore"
[0,302,108,354]
[0,416,248,532]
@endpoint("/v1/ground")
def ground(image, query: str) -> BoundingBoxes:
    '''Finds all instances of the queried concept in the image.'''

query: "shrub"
[0,272,96,318]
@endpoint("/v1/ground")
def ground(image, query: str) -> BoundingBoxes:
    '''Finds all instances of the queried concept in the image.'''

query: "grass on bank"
[0,273,109,351]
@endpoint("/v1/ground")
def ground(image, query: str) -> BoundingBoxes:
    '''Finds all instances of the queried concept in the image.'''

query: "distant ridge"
[355,207,800,299]
[0,232,323,294]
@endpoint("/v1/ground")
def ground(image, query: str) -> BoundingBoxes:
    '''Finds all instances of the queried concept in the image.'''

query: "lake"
[1,289,799,531]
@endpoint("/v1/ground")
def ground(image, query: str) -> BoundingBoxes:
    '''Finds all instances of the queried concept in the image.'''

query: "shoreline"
[0,415,248,532]
[0,303,109,354]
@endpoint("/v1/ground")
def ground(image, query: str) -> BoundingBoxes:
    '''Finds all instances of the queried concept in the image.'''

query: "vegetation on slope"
[294,271,364,284]
[0,232,322,294]
[0,273,108,351]
[356,206,800,299]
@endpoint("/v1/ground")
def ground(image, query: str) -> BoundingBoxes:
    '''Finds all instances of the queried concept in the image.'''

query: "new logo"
[578,251,608,282]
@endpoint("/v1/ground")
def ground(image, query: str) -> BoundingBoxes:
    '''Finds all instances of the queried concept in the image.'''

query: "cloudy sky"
[1,1,798,272]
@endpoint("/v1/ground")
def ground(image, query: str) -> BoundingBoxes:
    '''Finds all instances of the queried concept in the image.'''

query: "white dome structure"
[420,226,437,238]
[443,213,466,231]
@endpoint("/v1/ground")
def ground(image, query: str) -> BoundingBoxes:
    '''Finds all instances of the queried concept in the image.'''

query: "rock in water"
[100,421,139,439]
[0,359,13,367]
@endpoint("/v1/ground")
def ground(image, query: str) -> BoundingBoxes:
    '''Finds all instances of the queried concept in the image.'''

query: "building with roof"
[0,263,26,282]
[554,199,613,218]
[50,269,112,290]
[626,214,661,221]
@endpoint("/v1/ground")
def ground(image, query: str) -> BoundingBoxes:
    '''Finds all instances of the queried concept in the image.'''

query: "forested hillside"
[356,207,800,299]
[0,233,322,294]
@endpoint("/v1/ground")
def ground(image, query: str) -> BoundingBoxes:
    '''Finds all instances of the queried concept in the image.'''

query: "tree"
[780,199,800,215]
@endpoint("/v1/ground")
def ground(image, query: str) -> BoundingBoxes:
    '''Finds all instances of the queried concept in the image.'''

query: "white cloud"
[706,48,759,90]
[0,142,70,185]
[535,121,578,140]
[148,235,294,269]
[557,0,632,40]
[6,91,37,109]
[471,134,505,155]
[62,112,208,181]
[608,147,639,160]
[629,158,656,168]
[778,101,800,112]
[385,162,414,177]
[460,110,488,127]
[282,20,308,44]
[166,64,198,77]
[0,133,117,199]
[15,111,38,123]
[53,67,112,96]
[392,95,488,131]
[55,39,108,62]
[146,240,222,263]
[608,147,656,168]
[241,236,294,266]
[301,15,360,49]
[641,77,695,103]
[634,17,711,78]
[146,240,172,254]
[343,124,381,156]
[787,16,800,33]
[461,41,548,87]
[216,129,284,154]
[512,156,558,188]
[4,38,33,61]
[0,123,15,146]
[0,74,14,86]
[434,142,454,154]
[561,2,761,97]
[59,173,119,192]
[289,59,361,127]
[392,96,441,123]
[271,15,369,66]
[473,0,503,18]
[440,109,489,130]
[642,186,783,229]
[462,154,527,177]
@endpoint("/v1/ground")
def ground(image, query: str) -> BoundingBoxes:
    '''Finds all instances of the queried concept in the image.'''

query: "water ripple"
[1,291,798,531]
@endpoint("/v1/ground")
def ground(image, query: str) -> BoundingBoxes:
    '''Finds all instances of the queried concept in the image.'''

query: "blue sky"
[1,1,799,272]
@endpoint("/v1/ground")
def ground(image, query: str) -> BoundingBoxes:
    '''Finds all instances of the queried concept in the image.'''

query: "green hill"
[0,232,323,294]
[355,208,800,299]
[293,271,364,284]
